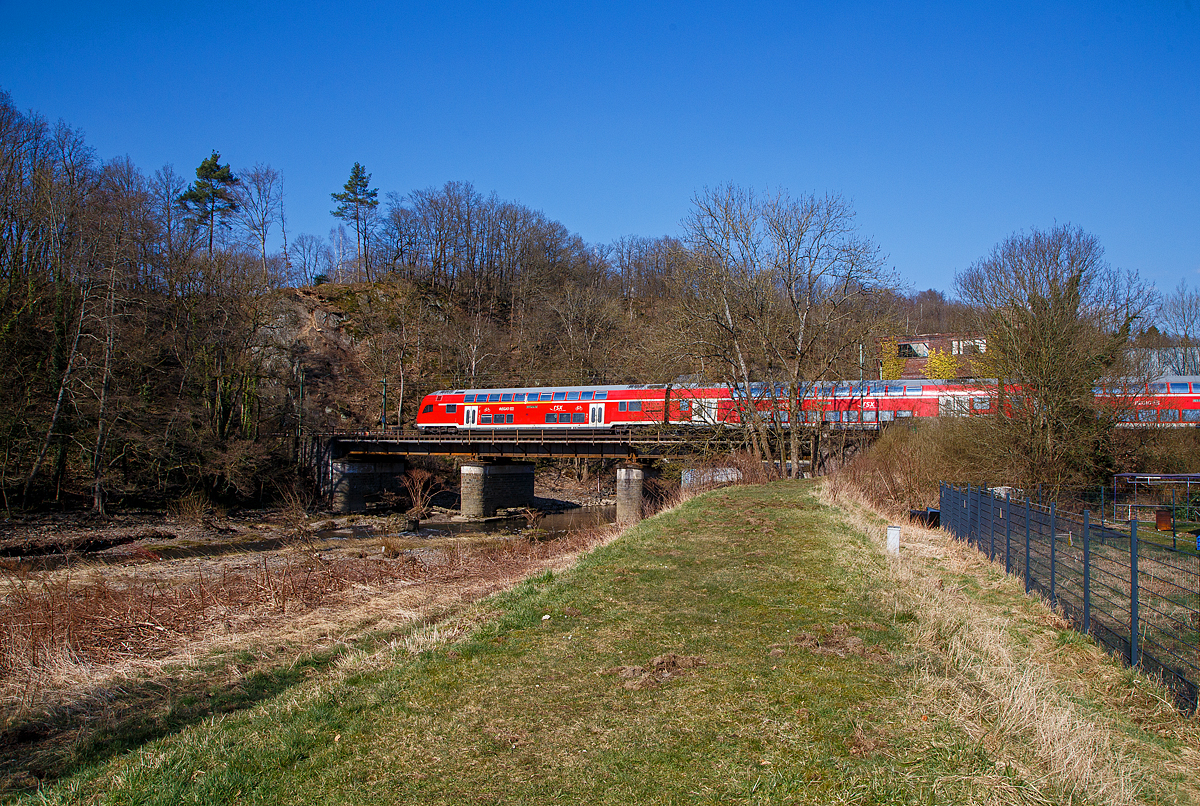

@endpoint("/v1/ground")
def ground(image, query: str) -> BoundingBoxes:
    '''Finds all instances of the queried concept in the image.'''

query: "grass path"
[14,482,1198,804]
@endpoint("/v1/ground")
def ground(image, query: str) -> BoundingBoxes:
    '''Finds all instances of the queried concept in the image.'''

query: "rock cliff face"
[258,288,371,432]
[258,283,431,432]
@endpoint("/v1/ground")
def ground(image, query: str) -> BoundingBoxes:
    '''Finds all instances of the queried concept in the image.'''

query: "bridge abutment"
[459,460,536,519]
[616,464,644,525]
[329,459,408,513]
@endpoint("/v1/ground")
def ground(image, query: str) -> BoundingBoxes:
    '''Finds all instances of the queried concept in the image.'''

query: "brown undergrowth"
[0,524,620,792]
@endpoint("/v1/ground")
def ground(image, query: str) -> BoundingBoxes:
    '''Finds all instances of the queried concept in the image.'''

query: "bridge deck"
[318,428,707,460]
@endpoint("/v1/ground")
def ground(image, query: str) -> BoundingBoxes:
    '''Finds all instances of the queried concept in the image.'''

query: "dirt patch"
[603,653,706,690]
[775,622,892,662]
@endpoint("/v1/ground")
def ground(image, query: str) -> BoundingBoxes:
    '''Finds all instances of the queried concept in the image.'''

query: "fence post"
[1083,509,1091,634]
[1130,519,1139,667]
[1100,484,1105,525]
[989,490,996,561]
[966,484,973,546]
[1005,491,1012,574]
[1024,497,1032,593]
[1050,502,1057,606]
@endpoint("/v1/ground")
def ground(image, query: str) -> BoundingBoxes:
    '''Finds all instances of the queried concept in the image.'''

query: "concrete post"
[616,464,644,525]
[459,461,535,519]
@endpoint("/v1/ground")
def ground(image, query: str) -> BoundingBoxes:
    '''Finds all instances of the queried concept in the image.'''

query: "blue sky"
[2,1,1197,295]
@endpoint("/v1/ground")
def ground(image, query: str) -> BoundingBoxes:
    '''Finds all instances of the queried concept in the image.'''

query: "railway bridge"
[304,427,741,522]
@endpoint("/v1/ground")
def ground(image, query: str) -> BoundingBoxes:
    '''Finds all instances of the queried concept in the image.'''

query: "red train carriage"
[414,376,1200,432]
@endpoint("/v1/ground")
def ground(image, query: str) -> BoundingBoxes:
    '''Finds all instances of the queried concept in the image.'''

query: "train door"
[589,403,605,425]
[463,407,478,427]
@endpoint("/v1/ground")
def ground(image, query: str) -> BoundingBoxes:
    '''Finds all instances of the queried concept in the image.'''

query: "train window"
[897,410,913,418]
[628,401,642,412]
[618,401,627,412]
[1118,410,1137,422]
[553,392,566,401]
[513,394,526,402]
[868,383,885,395]
[1138,409,1157,422]
[1183,409,1200,422]
[845,410,859,422]
[862,410,877,423]
[540,393,553,401]
[567,392,580,400]
[464,394,475,403]
[545,413,557,423]
[805,411,820,423]
[1150,383,1167,394]
[972,397,990,410]
[886,385,904,396]
[484,394,497,402]
[559,413,572,423]
[824,411,840,422]
[480,414,493,424]
[501,394,513,402]
[906,386,923,396]
[446,404,457,413]
[594,391,607,399]
[679,400,690,411]
[1093,387,1105,395]
[572,412,586,423]
[506,414,515,423]
[879,411,895,422]
[1169,383,1189,394]
[422,404,433,413]
[580,391,594,400]
[1161,409,1179,422]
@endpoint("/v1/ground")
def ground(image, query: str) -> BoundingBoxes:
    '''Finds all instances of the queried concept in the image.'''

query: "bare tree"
[1156,280,1200,375]
[956,224,1154,488]
[234,163,283,286]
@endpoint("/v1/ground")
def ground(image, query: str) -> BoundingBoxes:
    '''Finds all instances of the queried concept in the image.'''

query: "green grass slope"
[13,482,1198,805]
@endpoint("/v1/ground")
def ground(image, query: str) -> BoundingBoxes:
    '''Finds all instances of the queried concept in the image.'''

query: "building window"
[897,342,929,358]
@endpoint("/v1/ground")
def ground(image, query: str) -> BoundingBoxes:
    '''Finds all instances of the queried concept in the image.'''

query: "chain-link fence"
[940,482,1199,713]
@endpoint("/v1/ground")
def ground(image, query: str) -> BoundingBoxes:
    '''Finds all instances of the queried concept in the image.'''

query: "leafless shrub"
[167,490,211,523]
[401,469,440,518]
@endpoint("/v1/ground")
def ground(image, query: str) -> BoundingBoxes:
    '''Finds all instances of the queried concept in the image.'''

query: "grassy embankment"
[9,482,1199,805]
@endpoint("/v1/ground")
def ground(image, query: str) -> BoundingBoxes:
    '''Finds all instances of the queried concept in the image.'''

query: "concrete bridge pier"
[616,464,644,525]
[329,459,408,513]
[460,460,536,519]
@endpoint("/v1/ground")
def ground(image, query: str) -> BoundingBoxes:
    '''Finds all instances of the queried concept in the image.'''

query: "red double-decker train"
[414,376,1200,432]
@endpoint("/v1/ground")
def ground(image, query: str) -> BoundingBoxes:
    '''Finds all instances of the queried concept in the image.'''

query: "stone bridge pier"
[459,460,536,519]
[328,459,408,514]
[616,463,644,525]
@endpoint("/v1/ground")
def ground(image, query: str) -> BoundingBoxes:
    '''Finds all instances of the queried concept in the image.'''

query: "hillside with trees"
[1,90,1193,513]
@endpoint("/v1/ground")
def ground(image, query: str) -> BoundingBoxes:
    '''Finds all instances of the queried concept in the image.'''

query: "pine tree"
[331,163,379,281]
[179,151,238,258]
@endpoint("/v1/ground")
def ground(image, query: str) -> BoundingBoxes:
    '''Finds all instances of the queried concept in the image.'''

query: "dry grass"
[0,523,621,762]
[824,482,1200,805]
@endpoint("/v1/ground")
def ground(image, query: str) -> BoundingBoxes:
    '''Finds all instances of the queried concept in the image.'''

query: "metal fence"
[940,482,1199,713]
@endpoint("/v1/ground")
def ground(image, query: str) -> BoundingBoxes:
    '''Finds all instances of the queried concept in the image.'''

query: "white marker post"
[886,525,901,555]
